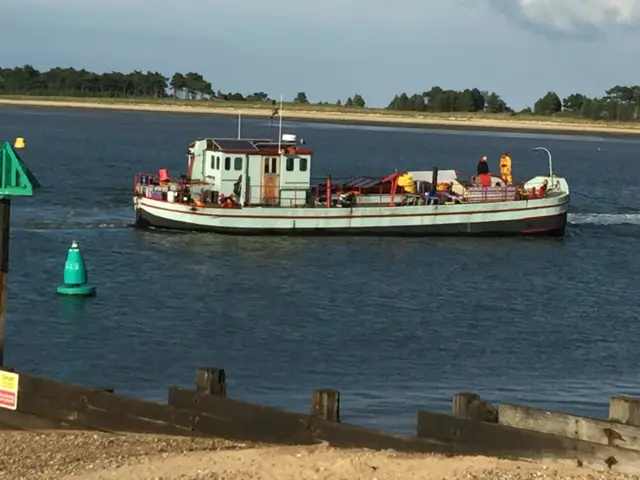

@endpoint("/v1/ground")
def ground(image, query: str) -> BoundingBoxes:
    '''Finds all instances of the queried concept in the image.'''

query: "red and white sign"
[0,371,19,410]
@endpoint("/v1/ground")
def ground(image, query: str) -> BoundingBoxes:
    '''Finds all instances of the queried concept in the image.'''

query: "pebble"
[460,467,640,479]
[1,431,639,479]
[0,431,249,480]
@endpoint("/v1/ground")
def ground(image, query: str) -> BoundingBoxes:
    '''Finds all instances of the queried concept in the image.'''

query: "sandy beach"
[0,431,636,480]
[1,97,640,136]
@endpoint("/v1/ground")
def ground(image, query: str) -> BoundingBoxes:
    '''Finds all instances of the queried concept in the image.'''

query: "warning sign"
[0,371,19,410]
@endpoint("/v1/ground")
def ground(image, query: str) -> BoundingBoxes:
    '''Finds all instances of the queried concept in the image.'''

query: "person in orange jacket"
[499,152,512,184]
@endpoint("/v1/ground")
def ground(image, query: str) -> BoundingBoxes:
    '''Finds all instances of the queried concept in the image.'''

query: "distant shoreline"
[2,96,640,137]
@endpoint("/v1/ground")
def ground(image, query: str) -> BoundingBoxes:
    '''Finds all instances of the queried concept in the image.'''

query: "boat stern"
[524,175,570,197]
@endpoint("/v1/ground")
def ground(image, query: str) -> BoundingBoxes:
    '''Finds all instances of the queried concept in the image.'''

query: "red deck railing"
[134,172,535,209]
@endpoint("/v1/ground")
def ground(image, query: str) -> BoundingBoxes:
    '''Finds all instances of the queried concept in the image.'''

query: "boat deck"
[134,172,554,211]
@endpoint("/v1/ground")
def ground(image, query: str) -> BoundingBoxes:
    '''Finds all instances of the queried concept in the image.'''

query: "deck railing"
[134,173,213,202]
[465,186,519,203]
[134,173,528,208]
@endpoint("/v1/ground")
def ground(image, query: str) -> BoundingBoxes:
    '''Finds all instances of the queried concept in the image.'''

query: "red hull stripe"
[139,199,568,221]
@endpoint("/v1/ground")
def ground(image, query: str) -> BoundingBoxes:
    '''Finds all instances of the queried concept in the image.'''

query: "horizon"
[1,0,640,109]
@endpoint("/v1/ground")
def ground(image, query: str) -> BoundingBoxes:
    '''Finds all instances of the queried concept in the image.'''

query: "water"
[1,105,639,434]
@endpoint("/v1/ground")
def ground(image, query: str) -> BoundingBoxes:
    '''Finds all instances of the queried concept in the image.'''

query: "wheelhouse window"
[299,157,308,172]
[216,156,220,169]
[286,157,294,171]
[234,156,243,171]
[224,157,231,170]
[264,157,279,174]
[210,156,215,169]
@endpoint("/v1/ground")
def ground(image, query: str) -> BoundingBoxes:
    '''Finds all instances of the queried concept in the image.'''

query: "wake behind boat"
[132,128,570,237]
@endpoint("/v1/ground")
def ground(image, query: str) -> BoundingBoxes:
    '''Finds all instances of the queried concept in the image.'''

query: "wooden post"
[195,367,226,396]
[311,389,340,422]
[609,396,640,426]
[453,392,482,418]
[452,392,498,422]
[0,198,11,367]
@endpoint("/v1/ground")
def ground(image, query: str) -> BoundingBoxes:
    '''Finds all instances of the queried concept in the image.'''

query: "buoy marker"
[56,240,96,296]
[13,137,25,149]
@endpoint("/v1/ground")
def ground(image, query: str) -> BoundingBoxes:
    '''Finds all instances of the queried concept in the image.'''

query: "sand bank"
[73,443,640,480]
[1,97,640,136]
[0,431,636,480]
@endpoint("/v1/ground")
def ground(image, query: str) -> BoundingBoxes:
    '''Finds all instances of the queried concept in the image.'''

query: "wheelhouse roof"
[193,137,313,155]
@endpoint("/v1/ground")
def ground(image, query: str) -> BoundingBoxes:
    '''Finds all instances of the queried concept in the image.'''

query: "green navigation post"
[0,140,41,366]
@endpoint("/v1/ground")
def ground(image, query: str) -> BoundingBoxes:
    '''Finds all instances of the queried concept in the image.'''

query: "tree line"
[533,87,640,122]
[388,87,510,114]
[1,65,639,122]
[388,86,640,122]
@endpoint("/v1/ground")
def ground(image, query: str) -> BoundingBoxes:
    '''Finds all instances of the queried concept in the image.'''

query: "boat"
[133,121,570,237]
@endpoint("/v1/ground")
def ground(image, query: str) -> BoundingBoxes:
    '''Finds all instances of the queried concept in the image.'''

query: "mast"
[277,94,283,151]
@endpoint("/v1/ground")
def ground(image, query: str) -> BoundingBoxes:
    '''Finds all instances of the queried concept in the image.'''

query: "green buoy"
[56,241,96,296]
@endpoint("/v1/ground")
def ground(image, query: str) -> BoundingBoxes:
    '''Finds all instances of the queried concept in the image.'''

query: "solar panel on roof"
[254,143,280,150]
[344,177,364,187]
[361,179,382,188]
[214,139,258,151]
[344,177,380,188]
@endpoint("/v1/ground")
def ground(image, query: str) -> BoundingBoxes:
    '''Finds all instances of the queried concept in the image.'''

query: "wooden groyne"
[0,367,640,474]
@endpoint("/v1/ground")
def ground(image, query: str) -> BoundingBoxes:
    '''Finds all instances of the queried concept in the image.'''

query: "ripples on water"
[1,106,640,434]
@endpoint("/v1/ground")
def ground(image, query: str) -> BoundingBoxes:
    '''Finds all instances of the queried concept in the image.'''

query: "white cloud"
[488,0,640,35]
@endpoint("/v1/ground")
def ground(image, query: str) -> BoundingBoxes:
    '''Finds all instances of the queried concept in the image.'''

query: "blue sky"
[1,0,640,109]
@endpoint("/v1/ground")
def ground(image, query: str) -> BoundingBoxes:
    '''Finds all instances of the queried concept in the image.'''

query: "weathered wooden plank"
[169,387,456,454]
[168,387,315,444]
[499,403,640,452]
[83,389,195,430]
[610,397,640,427]
[79,407,199,436]
[0,408,78,430]
[417,409,640,474]
[308,417,457,454]
[0,369,208,436]
[17,393,86,423]
[16,391,202,436]
[9,369,110,401]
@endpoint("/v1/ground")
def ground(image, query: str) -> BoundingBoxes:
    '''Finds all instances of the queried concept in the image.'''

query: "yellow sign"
[0,371,19,410]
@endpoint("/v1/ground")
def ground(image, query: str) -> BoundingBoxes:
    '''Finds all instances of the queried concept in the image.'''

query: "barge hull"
[136,208,567,237]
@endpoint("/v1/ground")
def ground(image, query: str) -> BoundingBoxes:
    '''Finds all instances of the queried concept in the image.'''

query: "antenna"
[277,94,283,152]
[237,110,242,139]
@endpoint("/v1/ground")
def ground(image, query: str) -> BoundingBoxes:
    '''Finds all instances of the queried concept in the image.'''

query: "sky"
[1,0,640,109]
